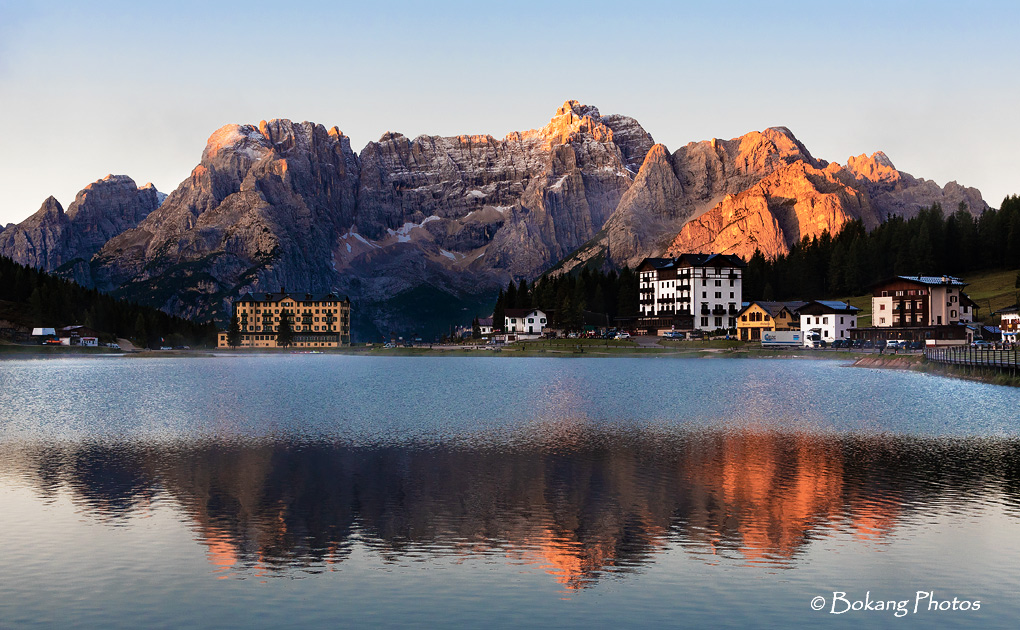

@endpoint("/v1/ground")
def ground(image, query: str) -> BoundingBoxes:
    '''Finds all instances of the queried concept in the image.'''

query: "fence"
[924,346,1020,375]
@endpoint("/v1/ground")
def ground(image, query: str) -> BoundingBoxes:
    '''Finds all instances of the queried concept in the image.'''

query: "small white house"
[504,308,547,338]
[32,327,56,337]
[797,301,859,345]
[478,317,493,335]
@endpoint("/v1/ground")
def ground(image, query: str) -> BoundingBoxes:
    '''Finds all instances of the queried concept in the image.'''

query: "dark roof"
[637,257,675,271]
[798,300,860,314]
[478,317,493,327]
[504,308,545,318]
[638,253,747,272]
[236,291,349,303]
[674,253,748,269]
[897,273,966,285]
[738,300,806,318]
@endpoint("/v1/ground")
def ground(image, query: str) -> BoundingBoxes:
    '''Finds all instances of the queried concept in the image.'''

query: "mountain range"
[0,101,988,339]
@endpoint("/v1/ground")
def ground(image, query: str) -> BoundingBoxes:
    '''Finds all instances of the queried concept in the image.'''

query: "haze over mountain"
[0,101,988,339]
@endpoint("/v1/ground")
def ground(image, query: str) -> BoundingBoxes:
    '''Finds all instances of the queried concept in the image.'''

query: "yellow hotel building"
[217,291,351,349]
[736,301,805,341]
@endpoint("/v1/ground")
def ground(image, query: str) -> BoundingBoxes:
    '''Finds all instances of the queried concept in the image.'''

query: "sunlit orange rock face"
[666,161,879,260]
[663,143,987,261]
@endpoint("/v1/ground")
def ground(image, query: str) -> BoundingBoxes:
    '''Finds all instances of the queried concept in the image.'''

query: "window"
[880,304,886,311]
[730,292,734,298]
[730,279,735,287]
[840,317,844,324]
[880,317,886,324]
[823,317,829,325]
[715,280,721,287]
[715,292,721,299]
[714,317,722,327]
[702,292,707,298]
[701,317,708,326]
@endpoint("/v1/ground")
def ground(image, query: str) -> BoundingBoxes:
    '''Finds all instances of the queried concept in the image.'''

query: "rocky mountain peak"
[36,196,66,220]
[203,124,272,162]
[539,99,614,145]
[378,131,406,143]
[735,127,817,171]
[556,99,602,119]
[846,151,901,184]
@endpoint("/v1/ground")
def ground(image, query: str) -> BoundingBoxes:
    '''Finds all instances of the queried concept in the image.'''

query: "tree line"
[490,266,640,331]
[0,255,217,347]
[744,197,1020,301]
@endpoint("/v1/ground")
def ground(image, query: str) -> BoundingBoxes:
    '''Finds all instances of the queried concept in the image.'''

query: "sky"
[1,0,1018,226]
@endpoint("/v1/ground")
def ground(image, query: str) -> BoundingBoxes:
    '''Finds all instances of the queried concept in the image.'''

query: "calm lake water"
[1,355,1019,629]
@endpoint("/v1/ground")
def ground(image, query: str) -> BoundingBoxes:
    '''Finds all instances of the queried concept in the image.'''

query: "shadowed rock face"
[2,103,988,338]
[0,175,163,270]
[21,102,647,337]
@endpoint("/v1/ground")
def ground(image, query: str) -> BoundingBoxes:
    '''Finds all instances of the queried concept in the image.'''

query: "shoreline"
[850,353,1020,387]
[5,342,1017,387]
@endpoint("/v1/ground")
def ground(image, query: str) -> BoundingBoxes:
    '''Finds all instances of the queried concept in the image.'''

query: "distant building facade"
[478,317,493,335]
[217,291,351,349]
[999,306,1018,344]
[872,275,974,328]
[853,275,977,345]
[736,301,805,342]
[504,308,547,337]
[798,301,859,345]
[637,254,746,332]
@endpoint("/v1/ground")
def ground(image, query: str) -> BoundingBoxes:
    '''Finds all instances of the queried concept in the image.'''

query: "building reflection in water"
[3,429,1019,590]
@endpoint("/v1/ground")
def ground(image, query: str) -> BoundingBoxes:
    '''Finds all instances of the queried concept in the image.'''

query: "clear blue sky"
[1,0,1017,225]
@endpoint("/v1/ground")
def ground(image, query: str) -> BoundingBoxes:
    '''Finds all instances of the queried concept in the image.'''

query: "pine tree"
[505,281,518,314]
[133,313,148,348]
[493,288,506,332]
[516,278,531,308]
[277,309,294,347]
[227,314,241,348]
[472,317,481,339]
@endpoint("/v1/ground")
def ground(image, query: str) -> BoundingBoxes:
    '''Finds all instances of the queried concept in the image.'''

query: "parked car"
[662,330,684,339]
[972,340,993,348]
[615,332,631,340]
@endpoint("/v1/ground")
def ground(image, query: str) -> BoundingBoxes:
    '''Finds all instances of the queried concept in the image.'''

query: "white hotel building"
[637,254,746,332]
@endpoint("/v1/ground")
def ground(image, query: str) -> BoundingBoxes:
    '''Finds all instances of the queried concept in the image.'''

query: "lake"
[1,355,1019,629]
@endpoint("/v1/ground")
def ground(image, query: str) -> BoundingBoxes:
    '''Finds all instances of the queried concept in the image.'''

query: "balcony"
[712,306,726,315]
[700,305,710,315]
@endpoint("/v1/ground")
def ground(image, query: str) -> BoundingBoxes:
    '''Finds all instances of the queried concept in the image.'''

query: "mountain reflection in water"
[5,430,1019,589]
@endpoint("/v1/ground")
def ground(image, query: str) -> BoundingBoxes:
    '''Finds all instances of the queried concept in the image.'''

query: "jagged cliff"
[0,174,163,272]
[1,103,988,338]
[664,149,986,260]
[557,130,987,271]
